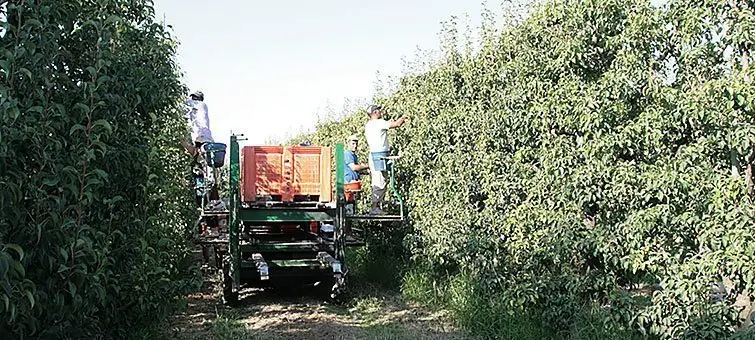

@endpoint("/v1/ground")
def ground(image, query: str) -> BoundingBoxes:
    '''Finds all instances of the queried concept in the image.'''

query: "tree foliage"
[293,0,755,338]
[0,0,199,338]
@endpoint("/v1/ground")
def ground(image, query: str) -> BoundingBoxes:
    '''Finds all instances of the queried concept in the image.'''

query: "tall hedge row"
[294,0,755,338]
[0,0,198,338]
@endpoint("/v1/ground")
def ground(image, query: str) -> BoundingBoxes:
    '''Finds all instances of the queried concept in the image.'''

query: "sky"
[153,0,500,146]
[153,0,668,147]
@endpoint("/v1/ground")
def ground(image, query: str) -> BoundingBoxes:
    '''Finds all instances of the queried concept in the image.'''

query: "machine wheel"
[221,254,238,306]
[318,273,347,304]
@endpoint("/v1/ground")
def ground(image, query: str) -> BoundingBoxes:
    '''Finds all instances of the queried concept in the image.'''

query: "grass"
[400,268,658,340]
[362,323,413,339]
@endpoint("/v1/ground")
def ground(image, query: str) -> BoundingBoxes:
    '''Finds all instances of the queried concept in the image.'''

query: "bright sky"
[153,0,498,146]
[154,0,669,147]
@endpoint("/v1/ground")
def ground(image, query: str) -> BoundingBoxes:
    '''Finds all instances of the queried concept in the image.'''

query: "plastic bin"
[204,142,227,168]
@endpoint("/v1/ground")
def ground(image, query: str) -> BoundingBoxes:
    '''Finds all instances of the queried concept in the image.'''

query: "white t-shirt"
[184,99,214,143]
[365,119,391,152]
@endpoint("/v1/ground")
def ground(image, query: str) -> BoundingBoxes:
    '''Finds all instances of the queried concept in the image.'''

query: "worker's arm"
[181,139,197,156]
[349,163,369,172]
[389,114,408,128]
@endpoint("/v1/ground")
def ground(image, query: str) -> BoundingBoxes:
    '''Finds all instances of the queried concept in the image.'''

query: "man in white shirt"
[364,104,407,215]
[181,90,222,209]
[182,90,214,156]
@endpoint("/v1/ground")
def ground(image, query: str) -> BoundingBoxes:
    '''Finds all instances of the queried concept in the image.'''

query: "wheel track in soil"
[159,251,468,340]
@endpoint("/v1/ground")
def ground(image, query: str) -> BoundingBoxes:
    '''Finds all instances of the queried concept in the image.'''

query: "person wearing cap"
[181,90,214,156]
[364,104,407,215]
[344,134,369,183]
[181,90,221,210]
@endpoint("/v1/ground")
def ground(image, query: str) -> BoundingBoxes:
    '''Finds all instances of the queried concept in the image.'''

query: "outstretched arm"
[181,140,197,156]
[389,114,408,128]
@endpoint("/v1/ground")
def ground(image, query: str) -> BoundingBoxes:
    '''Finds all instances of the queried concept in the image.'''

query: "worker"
[181,90,221,210]
[181,90,214,156]
[344,135,369,183]
[364,104,407,215]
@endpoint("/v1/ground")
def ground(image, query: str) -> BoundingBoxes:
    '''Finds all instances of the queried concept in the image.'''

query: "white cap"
[347,135,358,142]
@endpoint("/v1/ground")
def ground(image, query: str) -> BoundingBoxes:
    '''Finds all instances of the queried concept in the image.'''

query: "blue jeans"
[370,151,390,172]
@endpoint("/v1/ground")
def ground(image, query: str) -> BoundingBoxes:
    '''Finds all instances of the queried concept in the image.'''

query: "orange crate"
[241,145,332,203]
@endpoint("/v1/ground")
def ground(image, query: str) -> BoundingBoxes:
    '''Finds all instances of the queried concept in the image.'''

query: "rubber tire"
[317,276,347,304]
[222,254,239,306]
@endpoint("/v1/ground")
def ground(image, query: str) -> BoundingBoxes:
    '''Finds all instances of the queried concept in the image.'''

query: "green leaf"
[96,75,111,87]
[68,281,77,297]
[69,124,87,136]
[4,244,24,261]
[104,15,121,26]
[92,119,112,134]
[25,291,34,308]
[42,177,60,187]
[73,103,90,114]
[11,260,24,277]
[7,106,20,120]
[18,68,32,79]
[736,94,746,106]
[23,19,43,28]
[0,60,10,73]
[0,256,7,278]
[28,106,44,113]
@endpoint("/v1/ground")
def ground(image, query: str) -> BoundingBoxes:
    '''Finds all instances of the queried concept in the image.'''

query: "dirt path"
[157,265,467,340]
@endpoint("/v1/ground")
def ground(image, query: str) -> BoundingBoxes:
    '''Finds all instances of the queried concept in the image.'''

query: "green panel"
[334,143,346,266]
[240,243,333,253]
[238,209,334,222]
[229,134,241,286]
[336,143,344,197]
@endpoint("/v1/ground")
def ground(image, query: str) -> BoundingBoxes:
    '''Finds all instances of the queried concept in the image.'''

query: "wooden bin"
[240,145,332,203]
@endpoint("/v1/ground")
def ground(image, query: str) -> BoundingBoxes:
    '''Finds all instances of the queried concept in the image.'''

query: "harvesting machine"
[193,134,404,304]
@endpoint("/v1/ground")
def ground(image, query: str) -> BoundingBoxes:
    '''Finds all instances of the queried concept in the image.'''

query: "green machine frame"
[199,134,404,305]
[219,134,349,304]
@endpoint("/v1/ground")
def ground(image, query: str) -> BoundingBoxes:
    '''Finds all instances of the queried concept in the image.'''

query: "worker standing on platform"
[364,104,407,215]
[182,90,222,210]
[182,90,214,156]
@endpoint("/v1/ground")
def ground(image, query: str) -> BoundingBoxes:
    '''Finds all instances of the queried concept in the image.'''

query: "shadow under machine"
[194,134,404,305]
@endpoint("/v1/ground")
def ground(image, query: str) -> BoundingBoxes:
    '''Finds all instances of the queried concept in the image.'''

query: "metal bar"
[335,191,347,268]
[345,214,403,222]
[267,259,328,268]
[238,209,334,222]
[239,259,327,268]
[229,134,243,291]
[243,201,327,208]
[334,144,347,269]
[240,243,333,253]
[201,211,229,217]
[318,251,343,274]
[194,234,229,245]
[336,143,344,197]
[388,159,405,220]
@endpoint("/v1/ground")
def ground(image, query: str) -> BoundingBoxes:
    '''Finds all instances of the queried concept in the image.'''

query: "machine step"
[346,214,403,221]
[240,242,333,253]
